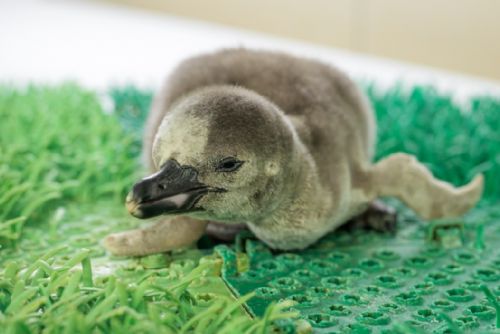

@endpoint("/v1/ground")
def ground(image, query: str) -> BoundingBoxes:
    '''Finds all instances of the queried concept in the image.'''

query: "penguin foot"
[370,153,483,219]
[102,217,207,256]
[343,201,398,233]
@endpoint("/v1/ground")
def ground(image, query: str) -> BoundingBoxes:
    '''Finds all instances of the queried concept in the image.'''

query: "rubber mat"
[216,203,500,333]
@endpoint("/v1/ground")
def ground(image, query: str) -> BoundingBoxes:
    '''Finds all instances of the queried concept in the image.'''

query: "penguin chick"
[103,48,484,256]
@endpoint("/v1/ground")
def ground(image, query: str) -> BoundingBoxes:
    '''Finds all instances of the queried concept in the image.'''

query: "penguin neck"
[266,135,323,223]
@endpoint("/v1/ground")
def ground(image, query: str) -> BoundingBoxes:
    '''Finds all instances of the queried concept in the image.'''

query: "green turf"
[0,84,139,245]
[366,85,499,201]
[0,82,499,333]
[0,84,297,333]
[217,200,500,333]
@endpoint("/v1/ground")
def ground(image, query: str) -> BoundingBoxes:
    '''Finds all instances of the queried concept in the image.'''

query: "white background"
[1,0,500,100]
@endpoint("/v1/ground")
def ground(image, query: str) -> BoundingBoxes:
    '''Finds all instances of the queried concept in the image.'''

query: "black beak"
[126,159,221,219]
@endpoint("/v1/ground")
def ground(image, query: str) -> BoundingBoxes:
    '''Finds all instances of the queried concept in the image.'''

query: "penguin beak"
[125,159,223,219]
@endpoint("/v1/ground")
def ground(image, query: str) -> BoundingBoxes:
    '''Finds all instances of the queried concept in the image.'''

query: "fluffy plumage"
[104,48,483,256]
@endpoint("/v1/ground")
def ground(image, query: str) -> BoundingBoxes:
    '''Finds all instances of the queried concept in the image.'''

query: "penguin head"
[126,86,297,223]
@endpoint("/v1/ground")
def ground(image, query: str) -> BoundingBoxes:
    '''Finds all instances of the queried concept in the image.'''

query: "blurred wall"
[103,0,500,81]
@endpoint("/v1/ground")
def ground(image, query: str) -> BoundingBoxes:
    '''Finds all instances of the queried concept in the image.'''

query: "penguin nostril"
[158,183,167,191]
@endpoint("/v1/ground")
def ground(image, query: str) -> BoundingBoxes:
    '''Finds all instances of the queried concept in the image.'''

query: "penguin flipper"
[103,217,207,256]
[369,153,484,220]
[341,200,397,233]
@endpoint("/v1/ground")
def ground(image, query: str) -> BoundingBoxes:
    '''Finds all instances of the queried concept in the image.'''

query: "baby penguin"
[104,48,484,256]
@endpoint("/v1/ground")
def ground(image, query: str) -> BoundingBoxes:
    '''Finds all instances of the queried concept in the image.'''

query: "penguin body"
[104,49,483,256]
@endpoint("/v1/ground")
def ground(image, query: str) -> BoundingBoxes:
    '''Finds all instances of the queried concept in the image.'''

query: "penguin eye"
[216,157,244,172]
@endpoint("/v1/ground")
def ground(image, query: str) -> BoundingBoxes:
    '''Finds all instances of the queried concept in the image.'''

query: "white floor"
[1,0,500,100]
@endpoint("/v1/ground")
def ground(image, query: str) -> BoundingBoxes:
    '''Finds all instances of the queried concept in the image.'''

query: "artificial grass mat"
[0,82,499,333]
